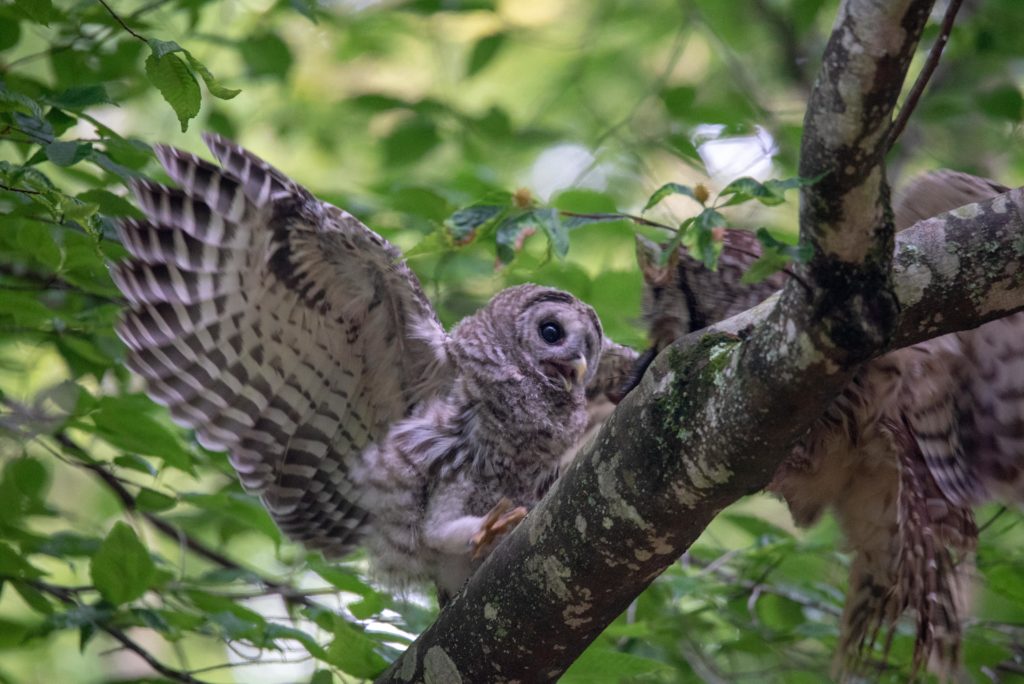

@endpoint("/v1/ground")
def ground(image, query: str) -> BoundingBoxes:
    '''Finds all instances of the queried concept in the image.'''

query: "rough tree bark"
[379,1,1024,681]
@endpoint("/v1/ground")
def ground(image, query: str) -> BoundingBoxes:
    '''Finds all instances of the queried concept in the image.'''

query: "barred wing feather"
[111,134,451,557]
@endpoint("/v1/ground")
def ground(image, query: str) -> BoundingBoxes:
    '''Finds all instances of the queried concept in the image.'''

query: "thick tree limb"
[377,1,1024,681]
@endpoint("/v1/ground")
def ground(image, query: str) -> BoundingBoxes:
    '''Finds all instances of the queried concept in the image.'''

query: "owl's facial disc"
[513,287,601,393]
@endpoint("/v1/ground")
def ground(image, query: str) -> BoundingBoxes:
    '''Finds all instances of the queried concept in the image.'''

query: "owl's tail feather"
[836,417,976,681]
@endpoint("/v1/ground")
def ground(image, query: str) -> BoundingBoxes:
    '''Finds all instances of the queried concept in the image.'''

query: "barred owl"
[633,170,1023,676]
[110,134,608,601]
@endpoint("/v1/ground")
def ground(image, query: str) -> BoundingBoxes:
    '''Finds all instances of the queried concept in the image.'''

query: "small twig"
[750,0,811,91]
[3,0,173,72]
[95,0,148,43]
[24,580,207,684]
[0,183,43,196]
[53,432,317,610]
[185,655,319,677]
[166,583,341,601]
[886,0,964,150]
[978,505,1010,534]
[559,210,675,231]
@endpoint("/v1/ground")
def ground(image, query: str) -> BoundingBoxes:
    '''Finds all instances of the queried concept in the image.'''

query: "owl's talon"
[470,498,528,559]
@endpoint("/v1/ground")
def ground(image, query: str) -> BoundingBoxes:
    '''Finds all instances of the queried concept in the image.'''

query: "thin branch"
[559,210,674,231]
[24,580,207,684]
[886,0,964,150]
[95,0,148,43]
[750,0,812,91]
[2,0,174,72]
[0,183,43,196]
[53,432,317,610]
[166,583,342,601]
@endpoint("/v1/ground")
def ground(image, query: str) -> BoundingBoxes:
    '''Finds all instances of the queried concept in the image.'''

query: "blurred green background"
[1,0,1024,681]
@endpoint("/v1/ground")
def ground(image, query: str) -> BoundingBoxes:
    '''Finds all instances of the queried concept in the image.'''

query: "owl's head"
[459,284,603,395]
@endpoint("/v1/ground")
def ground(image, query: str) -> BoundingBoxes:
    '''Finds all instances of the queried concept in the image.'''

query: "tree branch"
[53,432,317,610]
[95,0,147,43]
[887,0,964,150]
[26,580,207,684]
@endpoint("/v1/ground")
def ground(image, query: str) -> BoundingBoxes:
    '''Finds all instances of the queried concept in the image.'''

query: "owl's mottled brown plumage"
[634,170,1024,677]
[112,135,609,598]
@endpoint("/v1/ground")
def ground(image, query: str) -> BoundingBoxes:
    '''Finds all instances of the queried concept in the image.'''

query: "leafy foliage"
[1,0,1024,682]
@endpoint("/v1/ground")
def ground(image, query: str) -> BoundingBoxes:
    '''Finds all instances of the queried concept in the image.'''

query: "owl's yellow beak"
[560,354,588,392]
[571,354,588,385]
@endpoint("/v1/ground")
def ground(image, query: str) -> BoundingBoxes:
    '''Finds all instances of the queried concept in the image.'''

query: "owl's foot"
[470,498,528,559]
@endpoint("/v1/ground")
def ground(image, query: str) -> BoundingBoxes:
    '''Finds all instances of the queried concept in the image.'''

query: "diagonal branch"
[887,0,964,150]
[26,580,207,684]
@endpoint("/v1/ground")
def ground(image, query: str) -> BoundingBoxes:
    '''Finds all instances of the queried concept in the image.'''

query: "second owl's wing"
[111,134,452,557]
[894,170,1014,505]
[586,337,640,403]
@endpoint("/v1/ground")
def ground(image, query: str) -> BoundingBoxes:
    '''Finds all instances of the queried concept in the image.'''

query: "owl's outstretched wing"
[111,134,451,557]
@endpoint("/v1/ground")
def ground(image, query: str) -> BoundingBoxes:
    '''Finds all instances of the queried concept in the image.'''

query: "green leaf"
[718,176,783,206]
[740,228,811,284]
[0,84,43,118]
[28,532,102,558]
[38,603,114,636]
[44,141,92,167]
[643,182,700,211]
[146,39,186,59]
[495,210,538,264]
[444,205,505,245]
[723,512,795,541]
[307,558,379,599]
[561,646,672,683]
[12,580,53,615]
[740,251,789,284]
[324,618,388,678]
[467,33,506,77]
[978,83,1023,122]
[533,208,568,259]
[550,188,616,213]
[135,488,177,513]
[49,86,111,110]
[182,492,282,544]
[90,522,157,606]
[660,85,697,118]
[113,454,158,476]
[184,53,241,100]
[0,542,46,579]
[45,108,76,136]
[0,457,50,520]
[0,16,21,51]
[383,118,440,166]
[239,32,293,80]
[145,53,201,133]
[310,671,333,684]
[691,208,728,268]
[84,396,192,471]
[754,227,812,262]
[13,0,53,25]
[719,176,816,207]
[76,189,144,218]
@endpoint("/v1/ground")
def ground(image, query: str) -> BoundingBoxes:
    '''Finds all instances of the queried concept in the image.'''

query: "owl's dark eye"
[539,321,564,344]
